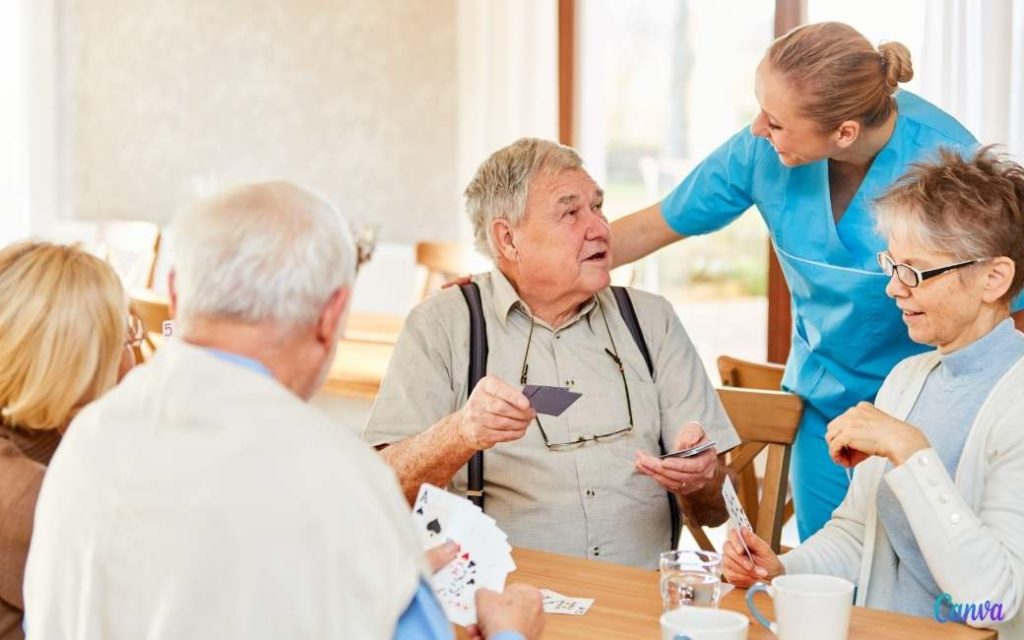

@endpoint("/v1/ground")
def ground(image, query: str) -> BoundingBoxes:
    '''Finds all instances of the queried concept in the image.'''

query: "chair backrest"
[51,220,162,289]
[687,387,802,554]
[717,355,785,391]
[129,289,171,360]
[414,241,474,300]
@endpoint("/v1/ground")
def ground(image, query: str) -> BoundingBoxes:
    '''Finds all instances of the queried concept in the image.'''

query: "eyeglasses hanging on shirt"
[518,298,634,450]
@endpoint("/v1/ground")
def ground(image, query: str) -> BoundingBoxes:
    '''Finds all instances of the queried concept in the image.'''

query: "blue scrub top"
[661,91,1020,424]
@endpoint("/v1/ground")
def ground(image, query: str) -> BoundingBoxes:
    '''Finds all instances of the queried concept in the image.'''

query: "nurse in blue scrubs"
[611,22,1024,540]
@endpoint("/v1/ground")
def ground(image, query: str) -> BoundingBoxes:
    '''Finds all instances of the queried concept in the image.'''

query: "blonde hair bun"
[879,41,914,89]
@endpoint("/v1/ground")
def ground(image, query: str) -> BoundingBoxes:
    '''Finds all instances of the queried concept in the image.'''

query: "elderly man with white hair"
[364,139,741,569]
[23,182,542,640]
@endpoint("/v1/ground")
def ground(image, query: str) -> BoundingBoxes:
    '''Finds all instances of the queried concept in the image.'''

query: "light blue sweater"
[876,319,1024,618]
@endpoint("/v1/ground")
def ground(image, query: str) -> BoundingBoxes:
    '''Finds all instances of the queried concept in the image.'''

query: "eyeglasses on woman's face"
[877,252,987,289]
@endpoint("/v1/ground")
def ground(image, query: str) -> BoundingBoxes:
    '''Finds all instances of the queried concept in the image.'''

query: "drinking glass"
[660,549,723,611]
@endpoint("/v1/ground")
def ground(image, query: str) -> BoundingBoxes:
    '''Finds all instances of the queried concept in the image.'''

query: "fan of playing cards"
[411,484,516,627]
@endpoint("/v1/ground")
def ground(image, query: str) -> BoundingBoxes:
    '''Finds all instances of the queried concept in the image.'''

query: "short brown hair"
[0,242,127,430]
[767,22,913,132]
[874,146,1024,303]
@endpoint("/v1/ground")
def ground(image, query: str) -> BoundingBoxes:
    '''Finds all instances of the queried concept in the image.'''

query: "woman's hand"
[826,402,930,468]
[722,527,785,588]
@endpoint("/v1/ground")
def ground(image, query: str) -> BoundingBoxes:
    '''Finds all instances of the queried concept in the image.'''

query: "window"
[576,0,775,373]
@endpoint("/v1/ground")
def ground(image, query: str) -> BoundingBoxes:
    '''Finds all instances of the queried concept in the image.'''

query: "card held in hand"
[721,476,754,563]
[521,384,581,416]
[411,484,516,627]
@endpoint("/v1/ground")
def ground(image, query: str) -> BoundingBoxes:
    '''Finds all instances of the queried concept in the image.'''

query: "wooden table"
[502,548,995,639]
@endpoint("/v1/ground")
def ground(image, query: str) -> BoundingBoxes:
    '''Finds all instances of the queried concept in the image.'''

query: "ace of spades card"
[412,486,455,547]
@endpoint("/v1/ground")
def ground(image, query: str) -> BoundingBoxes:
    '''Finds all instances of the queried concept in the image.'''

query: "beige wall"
[64,0,459,242]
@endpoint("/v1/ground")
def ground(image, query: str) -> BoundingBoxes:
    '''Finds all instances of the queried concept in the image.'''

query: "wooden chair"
[52,220,162,289]
[129,289,171,360]
[717,355,784,391]
[687,387,802,553]
[716,355,796,538]
[414,241,475,300]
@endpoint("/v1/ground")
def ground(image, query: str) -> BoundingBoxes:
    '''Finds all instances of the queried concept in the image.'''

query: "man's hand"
[633,421,717,495]
[425,541,460,573]
[456,375,536,451]
[722,527,785,588]
[826,402,930,468]
[467,584,545,640]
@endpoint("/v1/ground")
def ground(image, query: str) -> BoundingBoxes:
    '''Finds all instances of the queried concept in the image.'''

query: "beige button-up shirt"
[364,269,739,568]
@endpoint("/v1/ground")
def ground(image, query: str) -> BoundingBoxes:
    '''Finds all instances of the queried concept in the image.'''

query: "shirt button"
[939,494,950,503]
[592,546,600,556]
[950,513,961,524]
[585,489,595,497]
[918,455,929,466]
[555,334,561,339]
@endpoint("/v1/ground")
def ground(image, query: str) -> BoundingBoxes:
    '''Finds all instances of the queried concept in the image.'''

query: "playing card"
[540,589,594,615]
[521,384,581,416]
[721,476,754,562]
[659,440,717,459]
[412,484,516,627]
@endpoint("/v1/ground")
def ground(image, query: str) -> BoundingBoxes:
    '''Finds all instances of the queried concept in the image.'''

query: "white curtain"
[455,0,558,240]
[919,0,1024,158]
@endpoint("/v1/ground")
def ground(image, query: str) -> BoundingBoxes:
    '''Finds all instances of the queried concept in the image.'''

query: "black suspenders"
[459,283,488,509]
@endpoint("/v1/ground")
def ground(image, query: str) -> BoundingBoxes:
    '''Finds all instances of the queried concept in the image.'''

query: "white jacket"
[782,350,1024,639]
[24,340,426,640]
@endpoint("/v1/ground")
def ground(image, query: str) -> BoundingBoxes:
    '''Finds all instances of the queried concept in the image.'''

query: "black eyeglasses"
[877,252,987,288]
[519,300,633,450]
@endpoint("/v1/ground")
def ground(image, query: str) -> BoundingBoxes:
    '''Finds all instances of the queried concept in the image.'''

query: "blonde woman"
[0,241,139,640]
[610,22,1024,539]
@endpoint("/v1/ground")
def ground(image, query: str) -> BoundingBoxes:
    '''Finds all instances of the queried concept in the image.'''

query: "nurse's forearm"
[1013,310,1024,333]
[610,203,685,268]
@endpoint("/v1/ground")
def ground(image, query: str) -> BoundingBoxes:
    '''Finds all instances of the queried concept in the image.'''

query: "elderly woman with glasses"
[0,241,138,640]
[724,147,1024,635]
[363,138,741,569]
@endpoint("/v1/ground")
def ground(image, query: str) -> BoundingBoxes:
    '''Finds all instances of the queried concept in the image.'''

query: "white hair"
[170,181,355,333]
[464,138,583,257]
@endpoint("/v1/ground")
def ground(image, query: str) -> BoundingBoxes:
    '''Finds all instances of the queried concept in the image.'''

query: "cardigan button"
[918,455,929,466]
[950,513,961,524]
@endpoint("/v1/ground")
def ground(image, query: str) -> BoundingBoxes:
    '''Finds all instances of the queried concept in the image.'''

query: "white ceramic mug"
[745,574,854,640]
[660,607,749,640]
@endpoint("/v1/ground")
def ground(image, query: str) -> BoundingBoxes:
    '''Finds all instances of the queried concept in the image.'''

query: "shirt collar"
[486,268,599,331]
[204,348,273,378]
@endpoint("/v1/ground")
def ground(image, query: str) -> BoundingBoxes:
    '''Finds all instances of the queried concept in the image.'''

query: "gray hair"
[464,138,583,257]
[170,181,356,333]
[874,146,1024,302]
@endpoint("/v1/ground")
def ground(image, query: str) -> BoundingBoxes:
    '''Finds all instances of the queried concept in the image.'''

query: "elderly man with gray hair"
[365,139,741,569]
[23,182,542,640]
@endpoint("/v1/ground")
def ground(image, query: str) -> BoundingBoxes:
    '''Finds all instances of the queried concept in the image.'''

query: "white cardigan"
[781,349,1024,639]
[24,340,426,640]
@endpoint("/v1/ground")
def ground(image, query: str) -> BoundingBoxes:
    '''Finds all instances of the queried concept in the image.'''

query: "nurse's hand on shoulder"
[826,402,930,468]
[468,584,545,640]
[456,375,536,451]
[722,527,785,588]
[634,421,717,495]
